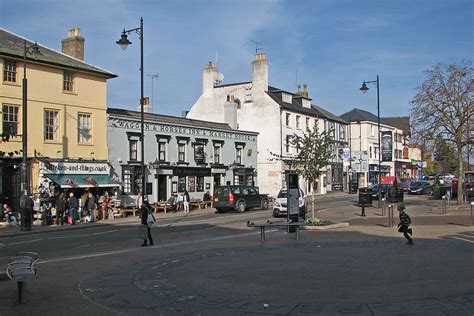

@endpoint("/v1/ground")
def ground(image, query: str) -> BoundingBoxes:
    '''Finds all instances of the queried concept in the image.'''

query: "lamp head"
[359,82,369,93]
[30,42,41,58]
[116,30,132,50]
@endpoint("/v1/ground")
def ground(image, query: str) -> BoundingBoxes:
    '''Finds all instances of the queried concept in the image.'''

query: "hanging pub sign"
[194,144,205,164]
[381,131,393,162]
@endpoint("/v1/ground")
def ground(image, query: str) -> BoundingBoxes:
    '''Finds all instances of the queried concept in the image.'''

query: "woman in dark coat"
[140,200,154,246]
[55,193,67,225]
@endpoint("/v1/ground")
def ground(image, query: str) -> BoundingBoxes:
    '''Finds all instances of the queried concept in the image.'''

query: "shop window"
[78,113,92,144]
[44,109,59,141]
[63,71,75,92]
[188,176,195,192]
[2,104,19,137]
[122,166,141,194]
[196,176,204,192]
[178,176,186,192]
[3,59,17,83]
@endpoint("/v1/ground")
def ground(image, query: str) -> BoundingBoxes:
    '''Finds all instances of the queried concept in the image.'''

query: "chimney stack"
[251,52,268,97]
[296,83,309,98]
[61,28,85,61]
[202,61,218,94]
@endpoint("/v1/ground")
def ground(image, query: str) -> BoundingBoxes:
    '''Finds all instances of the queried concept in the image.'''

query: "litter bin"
[358,188,373,206]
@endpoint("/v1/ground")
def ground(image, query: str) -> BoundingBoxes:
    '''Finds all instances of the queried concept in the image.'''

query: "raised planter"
[301,222,349,231]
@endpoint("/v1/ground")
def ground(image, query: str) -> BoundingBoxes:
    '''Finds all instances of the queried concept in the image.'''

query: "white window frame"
[63,71,75,92]
[44,109,59,141]
[78,113,92,144]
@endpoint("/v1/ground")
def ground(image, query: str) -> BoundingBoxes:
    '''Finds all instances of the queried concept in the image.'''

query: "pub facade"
[107,108,258,203]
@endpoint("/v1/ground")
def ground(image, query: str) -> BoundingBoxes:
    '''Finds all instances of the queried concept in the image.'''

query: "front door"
[158,175,167,201]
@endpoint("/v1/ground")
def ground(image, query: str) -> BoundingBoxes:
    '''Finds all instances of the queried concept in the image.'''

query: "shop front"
[37,160,119,203]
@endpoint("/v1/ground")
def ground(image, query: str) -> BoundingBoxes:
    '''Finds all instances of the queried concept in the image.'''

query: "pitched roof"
[383,117,411,136]
[266,86,347,124]
[107,108,258,134]
[0,28,116,78]
[339,108,411,136]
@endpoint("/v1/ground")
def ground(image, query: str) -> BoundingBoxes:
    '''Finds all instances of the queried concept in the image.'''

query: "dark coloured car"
[370,184,391,200]
[408,181,433,195]
[213,185,269,213]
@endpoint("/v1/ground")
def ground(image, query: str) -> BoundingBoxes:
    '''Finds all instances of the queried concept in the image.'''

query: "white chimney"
[202,61,218,94]
[251,53,268,97]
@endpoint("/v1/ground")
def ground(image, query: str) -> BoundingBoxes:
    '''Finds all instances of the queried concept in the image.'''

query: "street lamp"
[117,18,146,196]
[360,75,381,189]
[22,40,41,197]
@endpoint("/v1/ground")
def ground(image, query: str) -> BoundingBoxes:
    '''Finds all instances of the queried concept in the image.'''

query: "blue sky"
[1,0,472,118]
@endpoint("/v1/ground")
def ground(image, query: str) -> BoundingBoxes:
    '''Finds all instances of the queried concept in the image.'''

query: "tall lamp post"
[359,75,381,188]
[22,40,41,197]
[116,18,146,196]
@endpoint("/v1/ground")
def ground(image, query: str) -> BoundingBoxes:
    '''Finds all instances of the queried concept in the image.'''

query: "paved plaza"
[0,193,473,315]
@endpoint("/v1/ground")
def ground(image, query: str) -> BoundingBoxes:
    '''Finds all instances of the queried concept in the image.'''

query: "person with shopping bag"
[140,199,155,246]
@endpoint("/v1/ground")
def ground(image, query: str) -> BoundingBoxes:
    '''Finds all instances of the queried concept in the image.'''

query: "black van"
[213,185,269,213]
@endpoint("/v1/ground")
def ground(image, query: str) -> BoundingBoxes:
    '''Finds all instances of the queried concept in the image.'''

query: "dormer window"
[302,99,310,108]
[282,93,292,104]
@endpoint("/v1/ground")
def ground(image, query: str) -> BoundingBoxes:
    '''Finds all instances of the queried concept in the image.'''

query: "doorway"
[158,175,167,201]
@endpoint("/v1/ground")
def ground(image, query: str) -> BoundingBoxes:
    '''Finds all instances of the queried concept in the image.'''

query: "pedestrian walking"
[397,203,413,245]
[183,190,190,213]
[86,191,97,223]
[140,200,154,246]
[55,193,67,225]
[68,192,79,225]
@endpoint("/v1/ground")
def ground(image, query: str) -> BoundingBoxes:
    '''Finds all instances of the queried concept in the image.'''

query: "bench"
[6,252,39,304]
[153,202,170,214]
[247,221,303,242]
[122,206,138,217]
[190,200,212,210]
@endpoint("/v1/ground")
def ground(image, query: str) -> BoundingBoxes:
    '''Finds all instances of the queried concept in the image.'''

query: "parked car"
[408,181,433,195]
[370,184,391,200]
[400,178,412,192]
[213,185,269,213]
[272,188,306,219]
[423,174,436,185]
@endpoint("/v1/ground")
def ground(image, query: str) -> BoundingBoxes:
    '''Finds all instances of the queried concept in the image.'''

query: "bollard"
[388,204,394,227]
[471,201,473,227]
[381,198,386,216]
[361,205,366,217]
[441,195,447,214]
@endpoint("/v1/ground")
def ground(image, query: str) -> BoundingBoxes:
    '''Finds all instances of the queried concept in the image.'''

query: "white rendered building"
[187,54,348,197]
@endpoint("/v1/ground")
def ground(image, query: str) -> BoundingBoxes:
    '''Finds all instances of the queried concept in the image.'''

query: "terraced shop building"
[107,108,258,204]
[0,28,117,210]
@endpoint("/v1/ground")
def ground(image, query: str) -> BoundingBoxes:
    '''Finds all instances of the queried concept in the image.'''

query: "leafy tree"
[271,125,334,186]
[410,60,473,203]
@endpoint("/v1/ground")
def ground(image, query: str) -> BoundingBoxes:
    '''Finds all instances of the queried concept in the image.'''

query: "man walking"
[397,203,413,245]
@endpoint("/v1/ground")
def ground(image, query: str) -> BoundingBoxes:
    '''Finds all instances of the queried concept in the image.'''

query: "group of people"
[54,191,114,225]
[164,190,211,213]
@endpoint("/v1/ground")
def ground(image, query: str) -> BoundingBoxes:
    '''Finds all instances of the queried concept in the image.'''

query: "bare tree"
[410,60,474,203]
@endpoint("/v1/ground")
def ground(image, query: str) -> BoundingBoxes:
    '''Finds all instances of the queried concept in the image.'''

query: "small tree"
[273,125,334,185]
[410,60,473,204]
[271,125,334,219]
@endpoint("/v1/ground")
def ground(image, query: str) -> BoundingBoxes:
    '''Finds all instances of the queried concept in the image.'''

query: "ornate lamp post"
[116,18,146,196]
[359,75,381,187]
[22,40,41,197]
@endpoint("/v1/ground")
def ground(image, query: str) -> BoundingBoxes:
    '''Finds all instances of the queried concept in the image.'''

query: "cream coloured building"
[0,28,116,210]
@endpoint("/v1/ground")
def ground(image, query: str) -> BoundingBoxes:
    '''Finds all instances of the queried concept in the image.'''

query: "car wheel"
[260,199,269,210]
[215,208,225,213]
[237,201,246,213]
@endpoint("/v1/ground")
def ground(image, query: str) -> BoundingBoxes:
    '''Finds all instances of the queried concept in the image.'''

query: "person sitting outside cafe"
[2,203,18,226]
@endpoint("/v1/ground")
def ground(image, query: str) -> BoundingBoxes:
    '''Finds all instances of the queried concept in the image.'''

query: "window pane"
[78,113,91,143]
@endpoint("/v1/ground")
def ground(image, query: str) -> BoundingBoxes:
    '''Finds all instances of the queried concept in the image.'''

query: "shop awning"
[45,174,120,188]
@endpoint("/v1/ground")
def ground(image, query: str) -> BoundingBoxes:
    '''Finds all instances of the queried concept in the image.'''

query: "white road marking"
[91,229,118,236]
[451,236,474,244]
[47,234,89,240]
[8,238,44,245]
[37,230,270,265]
